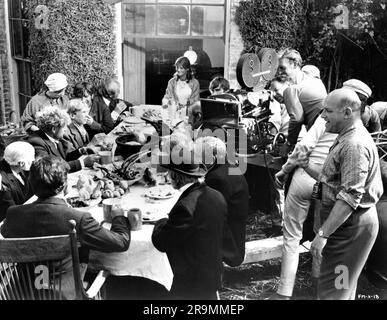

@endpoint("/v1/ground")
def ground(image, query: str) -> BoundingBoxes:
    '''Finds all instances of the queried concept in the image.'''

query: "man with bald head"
[301,88,383,299]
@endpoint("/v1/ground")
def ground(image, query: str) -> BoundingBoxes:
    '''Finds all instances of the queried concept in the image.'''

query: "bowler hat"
[159,135,206,177]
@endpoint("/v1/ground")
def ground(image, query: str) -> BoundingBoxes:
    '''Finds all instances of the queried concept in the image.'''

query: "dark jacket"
[64,122,90,150]
[86,95,115,139]
[28,130,83,173]
[1,197,131,263]
[0,197,131,299]
[205,163,249,267]
[108,98,132,116]
[0,159,34,222]
[152,182,226,300]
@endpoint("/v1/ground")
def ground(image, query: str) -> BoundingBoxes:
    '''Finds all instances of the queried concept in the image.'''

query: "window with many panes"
[8,0,32,114]
[123,0,225,38]
[122,0,226,104]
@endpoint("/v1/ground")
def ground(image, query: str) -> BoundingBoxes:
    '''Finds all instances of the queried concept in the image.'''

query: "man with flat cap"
[152,135,227,300]
[300,88,383,299]
[342,79,381,133]
[22,73,69,133]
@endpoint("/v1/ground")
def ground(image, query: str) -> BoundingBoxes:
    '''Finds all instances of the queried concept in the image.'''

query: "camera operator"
[277,49,327,155]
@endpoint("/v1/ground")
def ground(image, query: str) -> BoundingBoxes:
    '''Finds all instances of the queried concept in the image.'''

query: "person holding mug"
[162,56,200,122]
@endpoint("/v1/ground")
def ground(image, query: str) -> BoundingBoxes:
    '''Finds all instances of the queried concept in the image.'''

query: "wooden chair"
[371,129,387,160]
[0,220,109,300]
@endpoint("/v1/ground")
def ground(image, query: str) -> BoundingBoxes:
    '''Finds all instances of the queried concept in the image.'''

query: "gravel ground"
[219,209,387,300]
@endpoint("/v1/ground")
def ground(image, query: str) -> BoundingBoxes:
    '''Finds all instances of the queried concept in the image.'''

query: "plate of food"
[142,212,160,223]
[145,186,175,199]
[123,117,145,124]
[66,196,101,208]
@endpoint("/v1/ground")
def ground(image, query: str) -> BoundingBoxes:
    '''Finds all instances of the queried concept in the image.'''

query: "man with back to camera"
[1,156,131,299]
[152,134,226,299]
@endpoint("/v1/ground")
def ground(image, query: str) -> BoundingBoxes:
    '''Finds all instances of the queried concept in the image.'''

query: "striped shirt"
[319,122,383,212]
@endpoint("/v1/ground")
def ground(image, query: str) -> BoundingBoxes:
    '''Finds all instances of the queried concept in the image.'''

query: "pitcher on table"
[162,56,200,122]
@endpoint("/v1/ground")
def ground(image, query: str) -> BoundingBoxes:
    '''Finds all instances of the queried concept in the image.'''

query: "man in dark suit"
[28,106,99,173]
[1,156,131,299]
[0,141,35,221]
[65,99,90,150]
[86,78,132,139]
[152,136,226,300]
[99,78,132,123]
[194,136,249,267]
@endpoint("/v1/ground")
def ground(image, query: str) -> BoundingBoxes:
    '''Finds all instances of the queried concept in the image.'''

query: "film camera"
[198,89,286,157]
[197,48,287,160]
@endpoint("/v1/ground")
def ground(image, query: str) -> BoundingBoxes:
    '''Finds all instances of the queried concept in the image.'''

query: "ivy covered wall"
[26,0,117,93]
[235,0,306,54]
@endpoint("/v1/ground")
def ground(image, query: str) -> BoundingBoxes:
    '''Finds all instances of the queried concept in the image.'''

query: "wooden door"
[123,37,146,105]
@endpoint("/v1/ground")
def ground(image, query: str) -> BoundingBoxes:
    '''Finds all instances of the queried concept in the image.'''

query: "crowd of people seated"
[1,49,387,300]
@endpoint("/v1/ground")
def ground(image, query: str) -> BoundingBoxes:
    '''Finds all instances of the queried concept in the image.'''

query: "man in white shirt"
[272,115,337,299]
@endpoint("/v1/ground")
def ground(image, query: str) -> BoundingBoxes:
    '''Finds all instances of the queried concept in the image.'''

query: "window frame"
[122,0,226,40]
[8,0,32,112]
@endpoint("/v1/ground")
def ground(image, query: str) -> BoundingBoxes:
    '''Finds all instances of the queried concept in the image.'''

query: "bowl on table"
[115,133,145,160]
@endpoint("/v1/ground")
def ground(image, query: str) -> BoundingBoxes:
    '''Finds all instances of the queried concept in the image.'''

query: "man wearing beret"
[342,79,381,133]
[21,73,69,134]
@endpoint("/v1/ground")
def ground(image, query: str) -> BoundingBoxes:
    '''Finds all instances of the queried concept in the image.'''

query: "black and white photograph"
[0,0,387,306]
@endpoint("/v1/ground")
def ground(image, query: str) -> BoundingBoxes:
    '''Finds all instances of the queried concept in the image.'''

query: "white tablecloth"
[68,164,179,291]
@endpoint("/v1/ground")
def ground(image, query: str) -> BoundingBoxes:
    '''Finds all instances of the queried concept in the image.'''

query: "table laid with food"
[67,105,184,291]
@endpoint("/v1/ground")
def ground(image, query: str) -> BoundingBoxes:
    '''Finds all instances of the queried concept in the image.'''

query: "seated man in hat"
[1,156,131,300]
[343,79,381,133]
[28,106,99,173]
[21,73,69,134]
[0,141,35,221]
[152,135,227,300]
[194,136,249,267]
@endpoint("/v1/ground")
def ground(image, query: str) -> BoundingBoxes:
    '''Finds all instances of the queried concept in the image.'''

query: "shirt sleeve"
[336,143,370,209]
[162,78,176,105]
[21,98,40,132]
[268,100,282,132]
[297,115,326,151]
[189,79,200,105]
[368,108,381,133]
[283,86,304,145]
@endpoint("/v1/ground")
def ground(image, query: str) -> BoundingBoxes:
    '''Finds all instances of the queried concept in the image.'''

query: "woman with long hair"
[162,56,200,121]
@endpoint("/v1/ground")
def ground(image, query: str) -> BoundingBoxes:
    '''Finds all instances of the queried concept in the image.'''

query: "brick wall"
[226,0,245,90]
[0,0,13,124]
